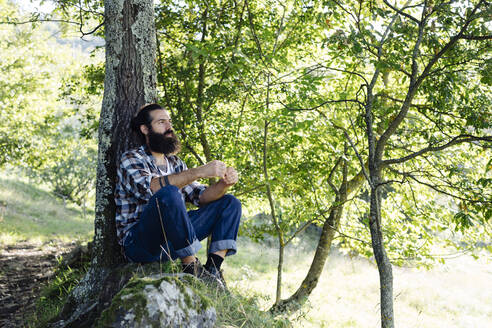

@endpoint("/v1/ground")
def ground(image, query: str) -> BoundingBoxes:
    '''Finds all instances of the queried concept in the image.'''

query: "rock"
[97,274,216,328]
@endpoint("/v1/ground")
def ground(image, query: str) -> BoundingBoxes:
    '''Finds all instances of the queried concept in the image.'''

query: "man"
[115,103,241,285]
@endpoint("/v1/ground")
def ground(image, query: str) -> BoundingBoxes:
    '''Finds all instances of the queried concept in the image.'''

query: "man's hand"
[199,166,239,205]
[222,167,238,186]
[201,160,227,178]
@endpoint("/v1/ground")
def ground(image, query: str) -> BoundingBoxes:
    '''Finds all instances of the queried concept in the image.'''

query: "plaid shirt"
[115,145,207,244]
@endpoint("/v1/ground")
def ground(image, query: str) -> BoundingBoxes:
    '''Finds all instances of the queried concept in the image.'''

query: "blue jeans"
[123,185,241,263]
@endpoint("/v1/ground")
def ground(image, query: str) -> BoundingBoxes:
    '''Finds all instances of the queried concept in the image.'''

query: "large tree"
[53,0,158,325]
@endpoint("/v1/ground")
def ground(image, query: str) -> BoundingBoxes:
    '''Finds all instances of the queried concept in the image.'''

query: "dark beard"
[147,128,181,155]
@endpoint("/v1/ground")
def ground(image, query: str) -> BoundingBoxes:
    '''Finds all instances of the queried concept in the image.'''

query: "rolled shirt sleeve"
[176,158,207,206]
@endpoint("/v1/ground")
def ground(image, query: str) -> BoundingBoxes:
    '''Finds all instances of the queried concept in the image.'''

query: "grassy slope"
[1,173,491,327]
[0,172,93,246]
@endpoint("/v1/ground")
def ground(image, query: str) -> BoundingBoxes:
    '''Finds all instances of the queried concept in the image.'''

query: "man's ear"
[140,124,149,136]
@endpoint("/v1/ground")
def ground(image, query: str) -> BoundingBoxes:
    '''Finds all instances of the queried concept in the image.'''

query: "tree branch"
[318,65,370,86]
[0,17,104,37]
[327,157,343,193]
[280,98,364,111]
[284,219,316,246]
[333,124,372,188]
[460,34,492,40]
[389,167,491,204]
[382,0,420,24]
[383,135,492,165]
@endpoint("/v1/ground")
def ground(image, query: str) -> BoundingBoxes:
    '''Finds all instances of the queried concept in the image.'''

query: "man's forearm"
[199,180,230,205]
[149,167,202,193]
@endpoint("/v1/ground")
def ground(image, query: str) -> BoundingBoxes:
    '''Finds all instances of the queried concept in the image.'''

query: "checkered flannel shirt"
[115,145,207,245]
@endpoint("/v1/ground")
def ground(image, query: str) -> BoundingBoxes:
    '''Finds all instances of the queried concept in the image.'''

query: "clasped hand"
[202,160,238,186]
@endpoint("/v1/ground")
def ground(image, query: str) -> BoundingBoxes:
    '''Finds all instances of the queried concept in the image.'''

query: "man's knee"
[155,185,182,206]
[221,194,242,212]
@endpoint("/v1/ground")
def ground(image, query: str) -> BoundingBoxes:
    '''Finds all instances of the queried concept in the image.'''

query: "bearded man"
[115,103,241,286]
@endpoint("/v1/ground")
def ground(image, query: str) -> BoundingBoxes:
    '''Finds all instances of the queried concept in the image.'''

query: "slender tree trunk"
[270,166,366,313]
[270,192,345,312]
[262,72,286,304]
[195,6,213,163]
[54,1,157,326]
[366,72,394,326]
[275,241,285,303]
[369,172,394,327]
[263,120,285,304]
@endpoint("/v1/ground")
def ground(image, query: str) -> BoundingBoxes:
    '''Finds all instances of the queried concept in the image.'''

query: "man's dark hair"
[131,103,164,144]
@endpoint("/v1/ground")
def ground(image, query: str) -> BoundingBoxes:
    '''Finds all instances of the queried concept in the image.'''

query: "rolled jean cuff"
[175,239,202,258]
[209,239,237,256]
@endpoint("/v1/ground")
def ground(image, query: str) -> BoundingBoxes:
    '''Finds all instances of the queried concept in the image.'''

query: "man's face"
[148,109,172,134]
[145,109,180,155]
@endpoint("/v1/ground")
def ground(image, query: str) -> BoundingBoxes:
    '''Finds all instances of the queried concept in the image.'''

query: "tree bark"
[369,173,394,327]
[93,0,157,268]
[53,0,157,326]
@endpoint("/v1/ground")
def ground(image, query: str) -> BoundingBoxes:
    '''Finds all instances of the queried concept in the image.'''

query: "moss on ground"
[28,245,287,328]
[95,273,214,328]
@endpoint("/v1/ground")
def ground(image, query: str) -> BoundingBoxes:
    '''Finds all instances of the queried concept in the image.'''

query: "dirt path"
[0,241,74,328]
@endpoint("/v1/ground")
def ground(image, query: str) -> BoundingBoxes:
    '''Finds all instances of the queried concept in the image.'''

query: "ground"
[0,241,73,328]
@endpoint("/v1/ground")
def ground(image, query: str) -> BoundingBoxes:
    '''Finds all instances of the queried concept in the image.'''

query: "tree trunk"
[270,165,366,313]
[270,193,345,313]
[53,0,157,326]
[195,6,213,164]
[94,0,157,268]
[369,174,394,328]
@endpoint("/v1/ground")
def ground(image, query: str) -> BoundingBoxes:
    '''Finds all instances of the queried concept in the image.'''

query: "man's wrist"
[192,166,206,180]
[218,178,232,188]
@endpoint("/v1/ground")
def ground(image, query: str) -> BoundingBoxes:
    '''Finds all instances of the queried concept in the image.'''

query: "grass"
[28,259,90,327]
[219,237,492,328]
[0,172,94,246]
[1,171,491,327]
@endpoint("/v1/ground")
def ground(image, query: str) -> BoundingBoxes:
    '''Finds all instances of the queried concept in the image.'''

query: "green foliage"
[150,0,492,269]
[0,0,103,206]
[316,0,492,267]
[34,142,97,205]
[155,0,334,250]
